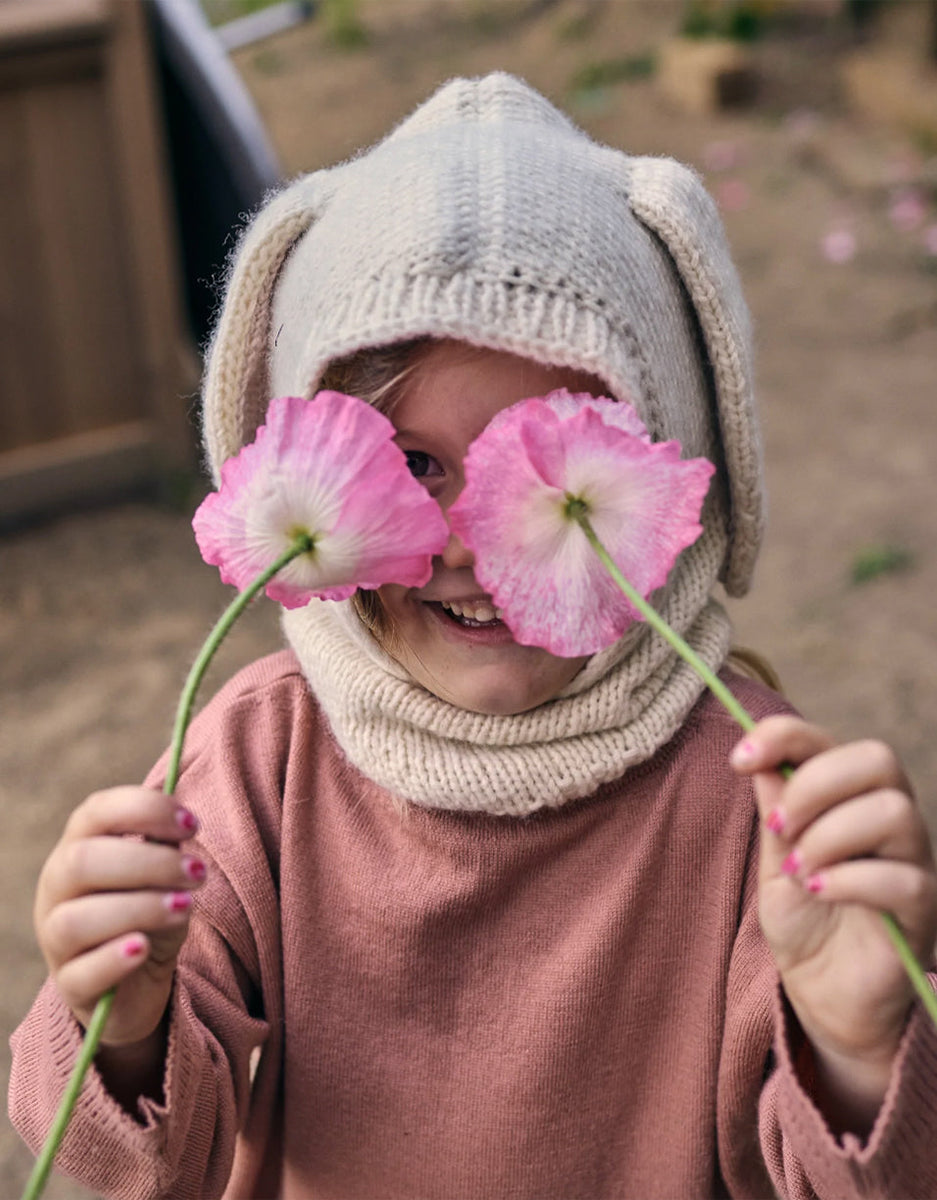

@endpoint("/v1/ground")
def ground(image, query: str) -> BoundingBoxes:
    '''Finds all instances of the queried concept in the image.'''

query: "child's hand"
[732,717,937,1125]
[34,787,205,1048]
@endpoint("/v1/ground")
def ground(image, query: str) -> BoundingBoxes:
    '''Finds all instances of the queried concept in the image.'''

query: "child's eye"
[404,451,444,479]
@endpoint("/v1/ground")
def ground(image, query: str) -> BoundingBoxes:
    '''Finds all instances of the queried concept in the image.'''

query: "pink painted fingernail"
[781,850,802,877]
[731,738,757,767]
[164,891,193,913]
[806,873,826,894]
[182,855,207,883]
[175,807,198,835]
[765,808,786,835]
[122,936,146,959]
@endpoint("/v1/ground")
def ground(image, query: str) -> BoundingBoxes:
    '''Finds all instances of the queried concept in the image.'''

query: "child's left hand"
[732,716,937,1126]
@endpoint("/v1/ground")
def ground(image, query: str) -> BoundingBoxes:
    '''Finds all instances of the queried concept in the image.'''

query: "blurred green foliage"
[681,0,767,42]
[200,0,366,48]
[201,0,284,26]
[849,544,916,584]
[322,0,367,48]
[570,53,657,92]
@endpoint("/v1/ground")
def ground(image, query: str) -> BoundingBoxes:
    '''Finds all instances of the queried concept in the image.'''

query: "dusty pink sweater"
[10,652,937,1199]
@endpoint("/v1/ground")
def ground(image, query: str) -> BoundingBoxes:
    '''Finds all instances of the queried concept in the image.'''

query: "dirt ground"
[3,2,937,1195]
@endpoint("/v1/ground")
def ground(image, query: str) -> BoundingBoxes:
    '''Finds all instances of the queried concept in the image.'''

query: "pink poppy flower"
[448,390,714,657]
[702,139,741,173]
[193,392,449,608]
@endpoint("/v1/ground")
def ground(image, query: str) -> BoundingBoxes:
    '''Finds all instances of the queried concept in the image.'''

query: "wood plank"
[104,0,198,467]
[0,0,197,504]
[24,71,140,438]
[0,0,108,53]
[0,88,62,452]
[0,40,102,90]
[0,419,157,521]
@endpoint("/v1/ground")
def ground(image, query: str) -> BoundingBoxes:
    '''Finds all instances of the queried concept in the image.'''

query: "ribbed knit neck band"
[282,590,733,817]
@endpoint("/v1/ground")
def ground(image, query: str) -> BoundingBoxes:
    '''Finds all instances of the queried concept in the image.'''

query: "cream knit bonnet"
[201,73,765,816]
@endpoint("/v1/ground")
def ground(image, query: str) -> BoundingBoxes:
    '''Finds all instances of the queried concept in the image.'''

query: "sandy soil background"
[3,2,937,1195]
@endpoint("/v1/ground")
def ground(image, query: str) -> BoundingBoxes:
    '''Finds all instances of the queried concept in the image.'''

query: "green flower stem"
[575,514,757,737]
[20,990,115,1200]
[22,535,313,1200]
[880,913,937,1028]
[575,511,937,1032]
[163,535,313,793]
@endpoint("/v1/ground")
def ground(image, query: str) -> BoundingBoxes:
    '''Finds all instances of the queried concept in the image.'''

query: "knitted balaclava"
[201,73,764,816]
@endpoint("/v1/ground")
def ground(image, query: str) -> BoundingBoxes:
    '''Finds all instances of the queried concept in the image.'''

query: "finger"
[731,715,836,777]
[734,721,911,832]
[64,787,199,845]
[734,717,834,862]
[43,838,207,907]
[773,741,911,844]
[55,933,154,1018]
[781,790,933,884]
[801,860,937,956]
[42,889,194,969]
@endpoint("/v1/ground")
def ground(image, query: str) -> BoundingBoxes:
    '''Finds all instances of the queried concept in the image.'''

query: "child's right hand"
[34,787,206,1047]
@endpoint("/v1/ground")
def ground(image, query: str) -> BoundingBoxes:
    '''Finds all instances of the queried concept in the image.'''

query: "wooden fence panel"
[0,0,198,521]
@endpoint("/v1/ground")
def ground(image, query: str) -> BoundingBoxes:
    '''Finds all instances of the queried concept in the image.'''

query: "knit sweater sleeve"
[717,811,937,1199]
[8,937,266,1200]
[8,653,301,1200]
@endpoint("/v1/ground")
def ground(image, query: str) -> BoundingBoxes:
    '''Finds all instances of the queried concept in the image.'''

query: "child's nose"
[440,528,476,570]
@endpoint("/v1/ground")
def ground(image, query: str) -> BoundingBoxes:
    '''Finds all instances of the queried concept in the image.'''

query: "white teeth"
[441,600,501,624]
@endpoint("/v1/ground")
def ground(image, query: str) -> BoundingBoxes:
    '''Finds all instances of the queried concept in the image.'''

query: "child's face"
[377,339,606,715]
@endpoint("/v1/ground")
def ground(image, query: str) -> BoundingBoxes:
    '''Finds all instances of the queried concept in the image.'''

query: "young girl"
[10,73,937,1200]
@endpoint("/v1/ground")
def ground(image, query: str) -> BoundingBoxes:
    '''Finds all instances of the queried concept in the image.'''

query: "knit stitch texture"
[11,655,937,1200]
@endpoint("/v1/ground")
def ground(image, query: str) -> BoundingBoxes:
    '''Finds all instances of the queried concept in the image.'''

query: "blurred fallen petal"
[702,139,740,173]
[783,108,820,144]
[888,188,927,234]
[715,178,750,212]
[821,226,857,264]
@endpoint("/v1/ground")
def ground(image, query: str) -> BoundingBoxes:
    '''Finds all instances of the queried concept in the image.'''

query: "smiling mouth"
[432,599,504,628]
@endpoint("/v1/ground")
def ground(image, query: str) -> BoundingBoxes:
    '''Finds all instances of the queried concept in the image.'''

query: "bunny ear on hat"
[201,174,326,484]
[626,156,764,598]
